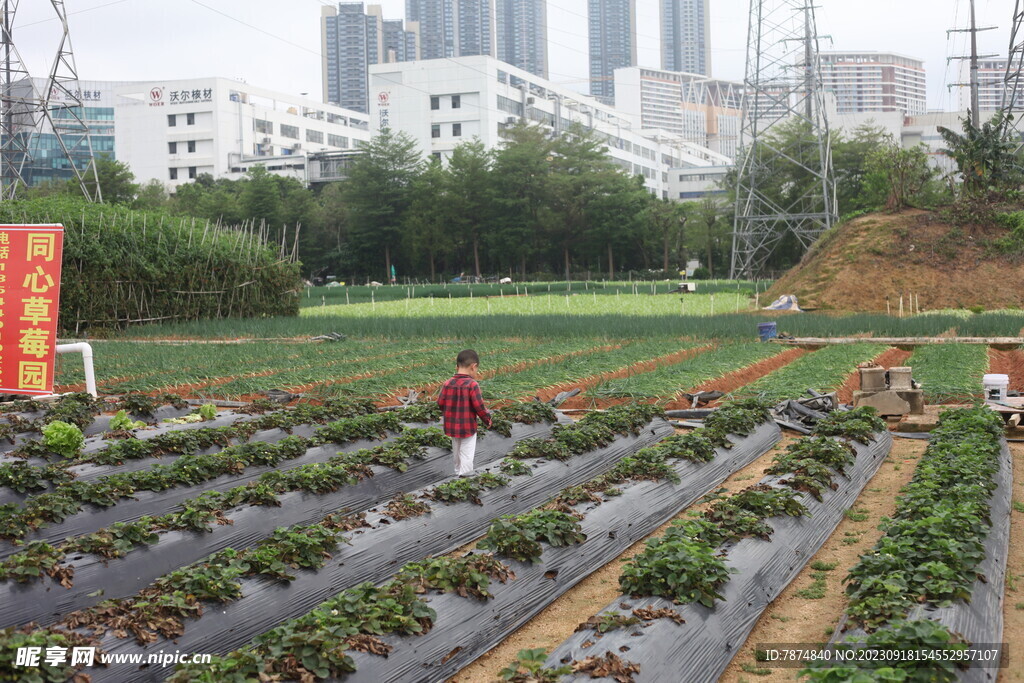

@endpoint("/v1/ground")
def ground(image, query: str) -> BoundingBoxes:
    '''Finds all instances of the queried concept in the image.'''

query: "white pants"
[451,434,477,476]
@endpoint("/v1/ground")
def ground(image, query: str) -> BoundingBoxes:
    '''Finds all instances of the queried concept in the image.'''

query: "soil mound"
[766,209,1024,312]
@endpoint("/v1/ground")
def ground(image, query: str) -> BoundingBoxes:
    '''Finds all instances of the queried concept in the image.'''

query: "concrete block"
[859,367,887,392]
[888,367,914,391]
[854,390,911,416]
[896,389,925,415]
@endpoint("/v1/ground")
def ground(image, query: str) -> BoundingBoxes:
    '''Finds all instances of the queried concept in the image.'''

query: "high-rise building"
[819,52,927,116]
[660,0,710,76]
[614,66,743,159]
[588,0,637,104]
[958,58,1016,112]
[407,0,494,60]
[322,3,419,114]
[496,0,548,78]
[457,0,494,56]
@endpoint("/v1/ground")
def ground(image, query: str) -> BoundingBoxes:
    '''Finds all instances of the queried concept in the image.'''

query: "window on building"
[451,95,461,109]
[328,134,348,148]
[431,124,440,138]
[306,129,324,144]
[186,112,195,125]
[187,140,196,153]
[280,124,299,139]
[432,152,442,162]
[188,167,197,179]
[169,167,178,180]
[168,114,176,127]
[430,96,439,110]
[168,142,177,154]
[255,118,272,134]
[452,123,462,137]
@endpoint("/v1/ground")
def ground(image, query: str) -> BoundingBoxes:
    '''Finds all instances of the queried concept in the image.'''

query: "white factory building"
[368,55,731,197]
[114,78,373,189]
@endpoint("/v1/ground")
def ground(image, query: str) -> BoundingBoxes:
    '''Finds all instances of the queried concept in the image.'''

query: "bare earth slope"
[766,209,1024,311]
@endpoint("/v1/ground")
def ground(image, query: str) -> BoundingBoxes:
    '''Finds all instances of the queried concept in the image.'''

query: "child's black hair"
[456,349,480,368]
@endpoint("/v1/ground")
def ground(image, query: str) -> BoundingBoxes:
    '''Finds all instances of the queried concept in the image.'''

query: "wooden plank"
[774,338,1024,345]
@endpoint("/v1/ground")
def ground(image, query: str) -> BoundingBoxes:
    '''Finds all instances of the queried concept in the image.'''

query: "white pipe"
[56,342,97,397]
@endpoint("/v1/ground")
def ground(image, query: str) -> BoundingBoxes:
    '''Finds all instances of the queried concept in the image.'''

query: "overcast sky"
[12,0,1012,111]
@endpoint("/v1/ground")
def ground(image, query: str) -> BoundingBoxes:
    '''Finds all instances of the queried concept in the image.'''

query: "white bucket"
[983,373,1010,402]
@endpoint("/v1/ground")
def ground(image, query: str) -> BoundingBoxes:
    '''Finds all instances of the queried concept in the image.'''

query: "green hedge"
[0,196,300,333]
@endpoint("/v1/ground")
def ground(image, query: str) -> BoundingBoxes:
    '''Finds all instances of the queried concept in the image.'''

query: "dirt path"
[449,434,800,683]
[834,347,913,404]
[721,437,927,682]
[989,348,1024,393]
[655,346,811,410]
[533,344,715,408]
[999,441,1024,683]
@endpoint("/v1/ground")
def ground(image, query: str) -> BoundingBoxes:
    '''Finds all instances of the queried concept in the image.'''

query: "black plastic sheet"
[544,431,893,683]
[0,407,265,504]
[340,422,782,683]
[1,421,560,626]
[2,417,539,554]
[76,420,675,683]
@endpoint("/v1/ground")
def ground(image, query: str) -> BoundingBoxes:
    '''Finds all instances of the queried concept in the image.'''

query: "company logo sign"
[148,87,165,107]
[378,91,390,129]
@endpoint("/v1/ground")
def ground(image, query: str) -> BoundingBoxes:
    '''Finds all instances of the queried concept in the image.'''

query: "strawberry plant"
[842,406,1003,629]
[576,611,641,633]
[396,554,514,598]
[0,624,100,682]
[479,509,586,562]
[802,618,967,681]
[499,648,573,683]
[499,457,533,476]
[382,493,431,520]
[427,472,510,505]
[619,524,731,606]
[814,406,887,444]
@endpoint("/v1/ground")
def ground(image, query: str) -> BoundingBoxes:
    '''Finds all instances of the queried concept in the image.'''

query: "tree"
[85,157,138,205]
[404,159,452,280]
[584,173,651,278]
[938,112,1024,196]
[132,179,169,211]
[646,198,689,274]
[342,129,422,280]
[832,123,892,214]
[865,141,936,211]
[691,198,728,278]
[241,165,283,236]
[446,139,494,278]
[490,123,553,276]
[547,124,624,278]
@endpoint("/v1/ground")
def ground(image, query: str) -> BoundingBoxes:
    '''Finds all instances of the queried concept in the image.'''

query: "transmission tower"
[730,0,836,280]
[0,0,100,201]
[1003,0,1024,145]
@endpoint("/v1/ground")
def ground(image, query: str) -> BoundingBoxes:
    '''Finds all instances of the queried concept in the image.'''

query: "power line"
[18,0,133,29]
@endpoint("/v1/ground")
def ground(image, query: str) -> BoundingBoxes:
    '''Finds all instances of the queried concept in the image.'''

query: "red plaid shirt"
[437,373,491,438]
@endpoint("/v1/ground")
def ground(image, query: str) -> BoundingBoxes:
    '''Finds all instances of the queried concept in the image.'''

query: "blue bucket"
[757,322,778,342]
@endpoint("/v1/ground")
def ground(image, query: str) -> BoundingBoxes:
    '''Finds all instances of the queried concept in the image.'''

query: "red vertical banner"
[0,225,64,396]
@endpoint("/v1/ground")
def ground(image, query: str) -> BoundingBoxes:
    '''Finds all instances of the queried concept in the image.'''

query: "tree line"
[25,117,974,281]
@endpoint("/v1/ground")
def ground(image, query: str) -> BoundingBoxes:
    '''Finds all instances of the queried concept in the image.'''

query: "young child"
[437,349,492,476]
